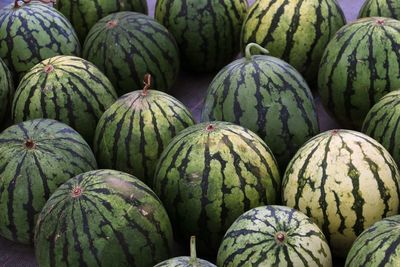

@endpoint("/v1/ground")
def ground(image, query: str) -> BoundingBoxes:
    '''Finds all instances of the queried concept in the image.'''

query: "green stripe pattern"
[318,17,400,129]
[282,129,400,258]
[201,51,319,171]
[11,55,118,143]
[153,121,281,257]
[155,0,248,72]
[359,0,400,20]
[55,0,148,42]
[83,12,180,95]
[345,215,400,267]
[0,2,81,80]
[34,169,174,267]
[217,205,332,267]
[94,89,195,185]
[241,0,346,86]
[362,90,400,168]
[0,119,97,245]
[0,57,13,124]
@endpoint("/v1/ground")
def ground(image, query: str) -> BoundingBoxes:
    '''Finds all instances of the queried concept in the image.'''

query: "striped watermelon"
[318,17,400,129]
[83,12,180,95]
[153,121,281,257]
[217,205,332,267]
[345,215,400,266]
[155,0,248,72]
[55,0,148,42]
[94,74,195,185]
[201,43,319,171]
[11,55,118,143]
[241,0,346,86]
[0,57,13,124]
[362,90,400,168]
[35,169,174,267]
[0,119,97,245]
[0,1,80,80]
[359,0,400,19]
[154,236,216,267]
[282,129,400,258]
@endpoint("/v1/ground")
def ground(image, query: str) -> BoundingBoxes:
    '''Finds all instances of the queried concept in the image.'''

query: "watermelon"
[154,236,216,267]
[0,0,81,80]
[318,17,400,129]
[155,0,248,72]
[11,55,118,143]
[35,169,174,267]
[0,57,13,124]
[359,0,400,19]
[153,121,281,257]
[83,11,180,95]
[282,129,400,258]
[217,205,332,267]
[0,119,97,245]
[362,90,400,168]
[94,74,195,185]
[201,43,319,171]
[345,215,400,266]
[241,0,346,86]
[55,0,148,42]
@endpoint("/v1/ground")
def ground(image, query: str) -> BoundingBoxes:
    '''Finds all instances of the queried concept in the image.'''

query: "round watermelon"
[217,205,332,266]
[362,90,400,168]
[94,74,195,185]
[155,0,248,72]
[0,1,80,80]
[35,169,174,267]
[11,55,118,143]
[241,0,346,86]
[359,0,400,19]
[0,119,97,245]
[154,236,216,267]
[345,215,400,266]
[83,11,180,95]
[0,57,13,124]
[282,129,400,258]
[55,0,148,42]
[201,43,319,171]
[318,17,400,129]
[153,121,281,257]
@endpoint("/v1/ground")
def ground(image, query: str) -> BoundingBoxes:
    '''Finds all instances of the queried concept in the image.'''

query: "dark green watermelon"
[94,74,195,185]
[154,236,216,267]
[0,1,80,80]
[155,0,248,72]
[35,169,174,267]
[55,0,148,42]
[201,43,319,171]
[345,215,400,266]
[0,119,97,245]
[359,0,400,19]
[362,90,400,168]
[241,0,346,86]
[11,55,118,143]
[83,11,180,95]
[217,205,332,266]
[0,57,13,124]
[318,17,400,129]
[153,121,281,257]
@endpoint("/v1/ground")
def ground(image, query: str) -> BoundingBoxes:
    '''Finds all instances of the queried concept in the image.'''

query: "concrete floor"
[0,0,365,266]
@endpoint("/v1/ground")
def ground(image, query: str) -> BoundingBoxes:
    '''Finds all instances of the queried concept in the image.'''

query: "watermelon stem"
[189,236,198,267]
[245,43,269,60]
[141,74,152,96]
[14,0,55,8]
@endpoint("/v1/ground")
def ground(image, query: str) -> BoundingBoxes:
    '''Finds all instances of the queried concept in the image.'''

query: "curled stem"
[245,43,270,60]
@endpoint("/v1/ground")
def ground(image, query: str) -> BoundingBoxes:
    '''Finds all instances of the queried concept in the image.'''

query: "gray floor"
[0,0,364,266]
